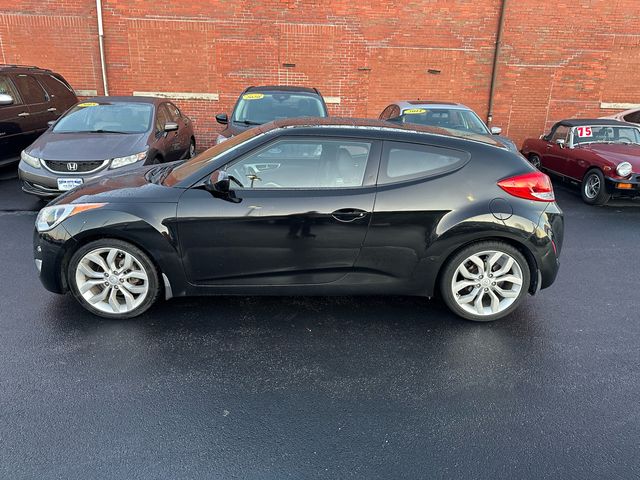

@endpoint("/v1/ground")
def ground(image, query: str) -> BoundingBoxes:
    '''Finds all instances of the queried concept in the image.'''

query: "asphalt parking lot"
[1,166,638,479]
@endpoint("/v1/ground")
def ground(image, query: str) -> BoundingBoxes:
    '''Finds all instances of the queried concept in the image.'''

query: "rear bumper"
[532,202,564,290]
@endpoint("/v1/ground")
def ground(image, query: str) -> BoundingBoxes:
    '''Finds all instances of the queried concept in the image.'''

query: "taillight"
[497,171,555,202]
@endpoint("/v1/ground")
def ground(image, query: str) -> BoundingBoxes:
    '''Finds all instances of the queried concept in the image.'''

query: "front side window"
[37,74,74,99]
[232,93,327,125]
[0,75,21,104]
[392,108,490,135]
[53,101,153,134]
[379,141,469,184]
[13,74,47,104]
[227,138,372,189]
[379,105,396,120]
[551,126,569,143]
[167,103,181,122]
[155,104,171,131]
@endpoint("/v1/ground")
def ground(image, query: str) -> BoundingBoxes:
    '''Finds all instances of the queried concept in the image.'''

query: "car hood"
[221,122,253,138]
[28,132,148,161]
[582,144,640,169]
[492,134,518,153]
[51,163,183,205]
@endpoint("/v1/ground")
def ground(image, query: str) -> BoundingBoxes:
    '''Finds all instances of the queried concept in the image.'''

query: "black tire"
[68,239,160,319]
[529,154,542,169]
[188,138,196,158]
[581,169,610,205]
[439,241,531,322]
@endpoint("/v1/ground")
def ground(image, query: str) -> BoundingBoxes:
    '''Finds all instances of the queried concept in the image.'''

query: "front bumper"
[605,174,640,197]
[33,224,75,294]
[18,159,145,198]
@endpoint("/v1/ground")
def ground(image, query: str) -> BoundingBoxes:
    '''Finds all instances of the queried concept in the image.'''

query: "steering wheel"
[619,136,634,143]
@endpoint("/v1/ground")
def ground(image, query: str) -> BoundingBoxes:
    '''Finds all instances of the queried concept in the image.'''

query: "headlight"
[215,134,229,145]
[110,151,147,169]
[21,150,41,169]
[36,203,106,232]
[616,162,632,177]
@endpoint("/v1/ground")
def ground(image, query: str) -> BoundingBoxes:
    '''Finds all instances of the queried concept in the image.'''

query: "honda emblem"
[67,162,78,171]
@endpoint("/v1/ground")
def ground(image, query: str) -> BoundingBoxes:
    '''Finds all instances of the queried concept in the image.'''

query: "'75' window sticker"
[576,126,593,138]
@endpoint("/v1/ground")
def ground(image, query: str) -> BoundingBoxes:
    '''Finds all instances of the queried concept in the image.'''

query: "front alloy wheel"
[441,241,530,322]
[581,169,610,205]
[529,154,541,169]
[69,239,159,319]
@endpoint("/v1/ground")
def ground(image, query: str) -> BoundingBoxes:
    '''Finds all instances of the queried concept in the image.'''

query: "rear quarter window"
[37,74,75,100]
[379,141,470,185]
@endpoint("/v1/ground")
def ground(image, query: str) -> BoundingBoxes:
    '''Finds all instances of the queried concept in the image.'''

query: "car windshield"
[391,108,490,135]
[232,92,326,125]
[572,125,640,145]
[53,101,153,134]
[163,127,266,186]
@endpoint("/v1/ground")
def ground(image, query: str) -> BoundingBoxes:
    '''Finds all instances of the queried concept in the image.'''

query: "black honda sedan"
[33,118,563,322]
[19,96,196,198]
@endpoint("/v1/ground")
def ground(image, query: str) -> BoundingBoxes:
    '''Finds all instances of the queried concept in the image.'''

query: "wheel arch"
[431,235,539,298]
[59,228,186,298]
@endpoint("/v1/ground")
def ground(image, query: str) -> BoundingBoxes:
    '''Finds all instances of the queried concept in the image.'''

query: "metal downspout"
[487,0,508,125]
[96,0,109,95]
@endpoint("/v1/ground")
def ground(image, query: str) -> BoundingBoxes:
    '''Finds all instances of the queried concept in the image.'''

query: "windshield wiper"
[86,129,130,134]
[235,120,262,126]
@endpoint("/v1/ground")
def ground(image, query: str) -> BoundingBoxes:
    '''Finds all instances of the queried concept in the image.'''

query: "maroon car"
[521,119,640,205]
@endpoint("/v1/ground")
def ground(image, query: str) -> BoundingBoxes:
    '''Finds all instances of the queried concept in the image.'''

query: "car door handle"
[331,208,368,222]
[18,112,30,117]
[47,107,57,112]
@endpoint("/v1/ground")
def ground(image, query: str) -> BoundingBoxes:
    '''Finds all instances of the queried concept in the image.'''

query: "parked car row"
[3,63,636,322]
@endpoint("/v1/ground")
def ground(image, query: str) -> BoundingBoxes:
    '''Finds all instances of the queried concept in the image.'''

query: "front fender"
[57,203,189,297]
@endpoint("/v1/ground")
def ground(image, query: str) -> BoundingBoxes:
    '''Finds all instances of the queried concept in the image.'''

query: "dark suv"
[213,86,328,144]
[0,65,78,166]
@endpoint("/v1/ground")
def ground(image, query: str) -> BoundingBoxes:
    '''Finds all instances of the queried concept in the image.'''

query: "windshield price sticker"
[242,93,265,100]
[576,126,593,138]
[403,108,427,114]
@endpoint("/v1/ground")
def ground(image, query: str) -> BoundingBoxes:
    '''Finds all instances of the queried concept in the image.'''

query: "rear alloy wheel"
[440,241,530,322]
[529,154,541,169]
[581,169,610,205]
[68,239,160,319]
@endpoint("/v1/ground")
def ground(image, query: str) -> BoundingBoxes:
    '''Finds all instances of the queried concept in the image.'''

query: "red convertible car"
[521,119,640,205]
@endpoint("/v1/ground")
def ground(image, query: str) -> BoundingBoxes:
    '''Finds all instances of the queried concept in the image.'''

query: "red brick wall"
[2,0,639,148]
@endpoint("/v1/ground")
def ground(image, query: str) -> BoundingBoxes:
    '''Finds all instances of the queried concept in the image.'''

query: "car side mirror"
[205,170,231,194]
[164,122,179,132]
[0,94,14,106]
[556,138,566,148]
[490,126,502,135]
[215,113,228,125]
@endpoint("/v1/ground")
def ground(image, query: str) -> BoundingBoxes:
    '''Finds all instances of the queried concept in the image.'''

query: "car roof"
[256,117,502,147]
[392,101,472,111]
[82,96,163,105]
[555,118,637,128]
[245,85,321,95]
[0,64,55,74]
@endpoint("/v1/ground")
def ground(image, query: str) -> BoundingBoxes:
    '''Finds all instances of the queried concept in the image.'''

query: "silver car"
[378,101,520,154]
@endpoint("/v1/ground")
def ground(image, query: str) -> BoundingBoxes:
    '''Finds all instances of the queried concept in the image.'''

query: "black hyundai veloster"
[34,118,563,322]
